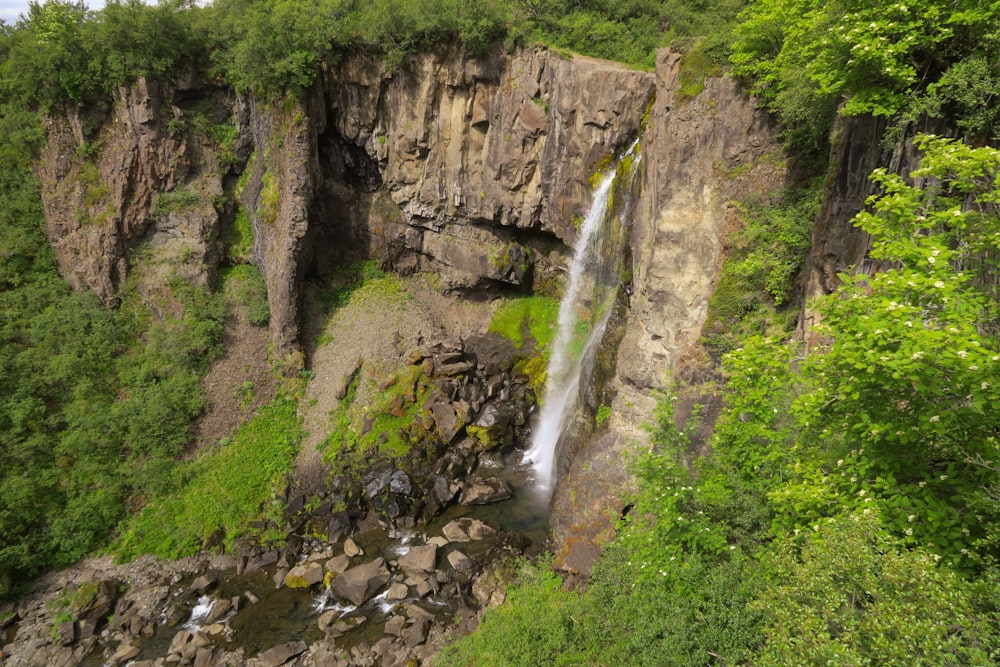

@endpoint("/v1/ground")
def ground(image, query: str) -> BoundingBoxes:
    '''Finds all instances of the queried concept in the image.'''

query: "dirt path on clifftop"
[293,274,495,496]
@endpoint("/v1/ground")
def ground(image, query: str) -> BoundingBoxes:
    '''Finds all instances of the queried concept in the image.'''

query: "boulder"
[325,554,350,574]
[384,614,406,637]
[57,620,76,647]
[259,640,307,667]
[388,469,412,495]
[398,545,438,574]
[402,618,429,648]
[343,538,364,557]
[466,519,498,541]
[69,580,118,622]
[332,558,391,606]
[465,333,518,375]
[318,609,343,634]
[285,562,325,589]
[386,582,409,601]
[431,402,462,442]
[188,575,217,596]
[447,550,474,573]
[441,522,470,543]
[459,476,513,505]
[108,643,140,666]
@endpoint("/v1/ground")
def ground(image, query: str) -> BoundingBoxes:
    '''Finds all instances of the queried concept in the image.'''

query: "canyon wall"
[550,51,788,574]
[38,46,798,574]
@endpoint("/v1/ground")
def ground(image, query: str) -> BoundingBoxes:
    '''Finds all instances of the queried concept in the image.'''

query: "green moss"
[260,171,279,224]
[221,206,253,264]
[322,363,436,472]
[466,425,498,449]
[488,296,559,350]
[69,581,98,612]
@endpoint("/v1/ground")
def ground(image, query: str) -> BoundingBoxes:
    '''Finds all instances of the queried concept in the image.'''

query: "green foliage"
[445,137,1000,665]
[221,206,253,265]
[595,403,611,427]
[511,0,746,71]
[1,0,202,110]
[0,98,228,595]
[223,264,269,326]
[756,511,998,666]
[322,363,436,473]
[731,0,1000,153]
[115,392,302,560]
[435,559,587,667]
[152,187,201,219]
[704,181,821,356]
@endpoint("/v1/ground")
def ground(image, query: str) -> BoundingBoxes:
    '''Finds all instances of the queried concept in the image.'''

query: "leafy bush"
[703,181,821,356]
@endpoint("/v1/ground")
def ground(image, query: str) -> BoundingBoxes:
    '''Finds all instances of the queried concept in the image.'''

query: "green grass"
[152,187,201,218]
[221,206,253,264]
[114,393,303,561]
[223,263,269,326]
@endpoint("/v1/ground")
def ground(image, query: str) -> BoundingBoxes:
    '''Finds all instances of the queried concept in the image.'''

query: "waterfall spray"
[525,141,640,495]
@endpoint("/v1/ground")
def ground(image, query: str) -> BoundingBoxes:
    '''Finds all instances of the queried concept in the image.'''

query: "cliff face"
[38,77,233,314]
[549,51,788,574]
[37,46,793,574]
[263,45,655,357]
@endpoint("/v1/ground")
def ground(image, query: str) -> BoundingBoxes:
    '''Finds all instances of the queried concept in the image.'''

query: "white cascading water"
[525,142,640,495]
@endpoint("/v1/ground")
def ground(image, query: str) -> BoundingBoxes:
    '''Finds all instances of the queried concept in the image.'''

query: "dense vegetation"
[440,137,1000,665]
[732,0,1000,158]
[1,0,745,109]
[0,100,227,595]
[4,0,1000,664]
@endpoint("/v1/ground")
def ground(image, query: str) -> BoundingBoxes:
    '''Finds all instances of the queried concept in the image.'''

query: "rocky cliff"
[36,45,791,574]
[549,50,787,573]
[39,77,234,314]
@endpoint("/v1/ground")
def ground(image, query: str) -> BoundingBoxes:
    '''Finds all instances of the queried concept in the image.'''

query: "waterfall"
[525,142,640,495]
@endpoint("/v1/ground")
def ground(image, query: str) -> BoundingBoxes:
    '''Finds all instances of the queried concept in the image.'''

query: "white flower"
[929,415,940,422]
[970,365,979,371]
[934,281,945,288]
[905,528,913,536]
[940,474,948,480]
[908,515,916,522]
[928,256,936,264]
[858,489,867,497]
[982,382,990,390]
[957,350,969,358]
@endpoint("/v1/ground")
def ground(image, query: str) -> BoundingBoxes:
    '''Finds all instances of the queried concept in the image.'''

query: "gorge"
[6,1,1000,664]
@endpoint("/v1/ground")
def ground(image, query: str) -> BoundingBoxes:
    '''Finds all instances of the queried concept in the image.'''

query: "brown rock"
[284,562,324,589]
[398,544,438,574]
[332,558,390,606]
[259,640,307,667]
[459,476,513,505]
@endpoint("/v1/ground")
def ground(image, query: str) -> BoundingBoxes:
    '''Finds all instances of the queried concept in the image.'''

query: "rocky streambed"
[1,332,550,667]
